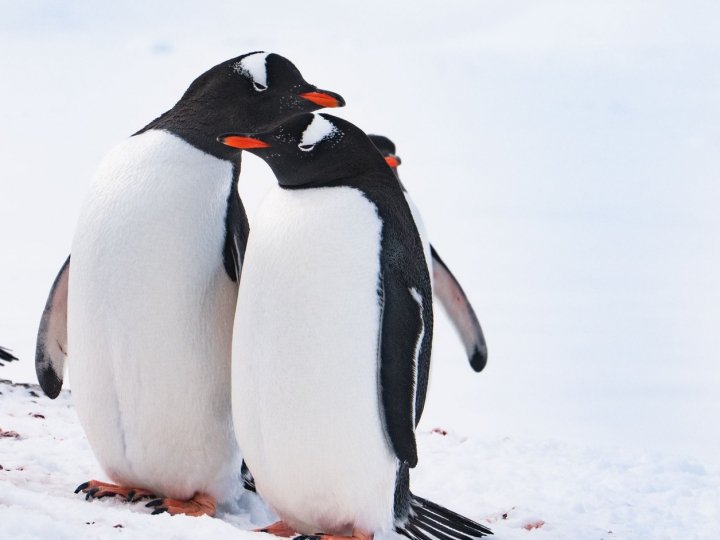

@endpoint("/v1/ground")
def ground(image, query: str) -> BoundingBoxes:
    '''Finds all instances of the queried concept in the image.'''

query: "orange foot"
[145,492,216,517]
[292,530,373,540]
[256,520,298,537]
[75,480,156,503]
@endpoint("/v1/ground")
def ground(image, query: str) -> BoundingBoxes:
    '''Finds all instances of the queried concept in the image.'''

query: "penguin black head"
[368,133,402,174]
[141,52,345,156]
[218,113,391,188]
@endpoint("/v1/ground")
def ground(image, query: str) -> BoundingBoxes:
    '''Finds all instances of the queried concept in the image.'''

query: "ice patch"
[233,52,270,88]
[300,114,338,149]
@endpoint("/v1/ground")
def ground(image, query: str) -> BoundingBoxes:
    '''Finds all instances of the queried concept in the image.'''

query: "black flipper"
[0,346,18,366]
[374,176,434,468]
[430,245,488,372]
[379,275,420,467]
[395,494,492,539]
[35,255,70,398]
[222,164,250,282]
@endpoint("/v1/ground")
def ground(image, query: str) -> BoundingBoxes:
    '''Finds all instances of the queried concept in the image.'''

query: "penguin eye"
[298,143,315,152]
[253,81,268,92]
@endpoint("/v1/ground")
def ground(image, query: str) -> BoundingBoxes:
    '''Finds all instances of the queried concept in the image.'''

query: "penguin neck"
[135,104,243,164]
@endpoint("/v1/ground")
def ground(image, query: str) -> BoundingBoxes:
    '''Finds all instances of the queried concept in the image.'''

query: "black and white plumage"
[368,134,488,372]
[220,114,491,538]
[33,52,344,507]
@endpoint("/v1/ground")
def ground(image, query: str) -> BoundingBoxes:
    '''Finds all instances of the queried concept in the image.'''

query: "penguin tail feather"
[240,460,257,493]
[395,494,493,540]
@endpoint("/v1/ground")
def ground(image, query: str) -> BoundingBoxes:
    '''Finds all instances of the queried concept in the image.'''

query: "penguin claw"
[126,489,156,503]
[146,493,216,517]
[75,479,156,503]
[255,520,298,537]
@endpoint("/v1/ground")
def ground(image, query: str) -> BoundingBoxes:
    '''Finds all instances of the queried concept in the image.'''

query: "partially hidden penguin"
[368,134,488,372]
[34,52,344,516]
[220,113,492,539]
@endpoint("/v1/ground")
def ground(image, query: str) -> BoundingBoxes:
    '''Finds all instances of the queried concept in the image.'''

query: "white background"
[1,1,718,471]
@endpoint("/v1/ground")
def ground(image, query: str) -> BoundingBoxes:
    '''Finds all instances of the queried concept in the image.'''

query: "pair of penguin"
[34,52,491,538]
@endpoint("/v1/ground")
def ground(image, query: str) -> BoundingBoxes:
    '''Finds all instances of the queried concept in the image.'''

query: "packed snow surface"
[1,380,718,540]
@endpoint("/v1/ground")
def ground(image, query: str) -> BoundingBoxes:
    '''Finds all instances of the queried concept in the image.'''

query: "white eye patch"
[233,52,270,91]
[299,114,338,151]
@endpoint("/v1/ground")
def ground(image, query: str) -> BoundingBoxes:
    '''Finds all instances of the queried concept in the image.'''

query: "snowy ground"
[2,379,718,540]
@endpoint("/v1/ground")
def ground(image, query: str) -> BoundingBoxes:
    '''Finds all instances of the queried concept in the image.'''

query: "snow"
[299,114,338,148]
[2,379,718,539]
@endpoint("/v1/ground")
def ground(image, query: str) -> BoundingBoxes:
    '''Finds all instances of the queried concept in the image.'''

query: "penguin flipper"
[35,255,70,398]
[0,346,18,366]
[378,267,433,468]
[222,178,250,282]
[430,245,488,372]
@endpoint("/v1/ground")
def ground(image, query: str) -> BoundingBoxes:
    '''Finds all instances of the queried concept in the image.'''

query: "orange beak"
[384,155,401,168]
[299,90,345,108]
[218,135,271,149]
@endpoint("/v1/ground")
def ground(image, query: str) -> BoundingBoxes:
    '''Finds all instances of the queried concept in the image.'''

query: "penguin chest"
[233,186,397,533]
[67,130,239,499]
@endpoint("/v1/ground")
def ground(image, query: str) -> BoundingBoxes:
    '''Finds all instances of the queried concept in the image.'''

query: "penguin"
[0,346,18,366]
[220,113,492,539]
[368,134,488,372]
[34,52,344,516]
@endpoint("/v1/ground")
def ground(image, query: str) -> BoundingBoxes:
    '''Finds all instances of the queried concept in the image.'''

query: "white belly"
[67,130,241,501]
[233,186,397,534]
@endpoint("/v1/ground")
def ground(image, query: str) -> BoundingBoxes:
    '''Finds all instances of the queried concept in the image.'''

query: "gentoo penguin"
[34,52,344,516]
[220,113,492,539]
[0,346,18,366]
[368,134,488,372]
